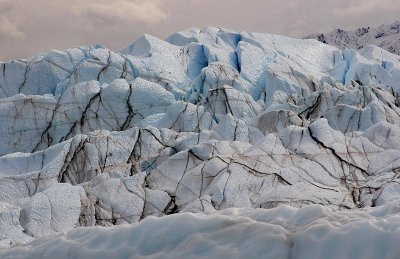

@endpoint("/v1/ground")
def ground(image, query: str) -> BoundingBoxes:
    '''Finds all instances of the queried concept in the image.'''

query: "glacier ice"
[1,27,400,257]
[3,204,400,258]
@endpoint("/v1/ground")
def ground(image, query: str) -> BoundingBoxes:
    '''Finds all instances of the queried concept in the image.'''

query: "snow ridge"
[305,21,400,55]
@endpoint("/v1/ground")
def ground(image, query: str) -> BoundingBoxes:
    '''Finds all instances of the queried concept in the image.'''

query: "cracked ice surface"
[1,27,400,257]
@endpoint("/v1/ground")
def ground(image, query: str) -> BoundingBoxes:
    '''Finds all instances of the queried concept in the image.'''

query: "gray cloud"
[0,0,24,39]
[73,0,167,26]
[1,0,399,61]
[0,0,15,14]
[0,17,25,39]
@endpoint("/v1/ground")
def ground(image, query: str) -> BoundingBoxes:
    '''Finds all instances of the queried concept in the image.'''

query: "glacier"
[1,26,400,257]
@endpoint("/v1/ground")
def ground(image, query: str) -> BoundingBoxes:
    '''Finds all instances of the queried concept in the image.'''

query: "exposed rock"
[305,21,400,55]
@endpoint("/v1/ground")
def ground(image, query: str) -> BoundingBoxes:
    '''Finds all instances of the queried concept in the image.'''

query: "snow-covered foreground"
[3,203,400,259]
[1,26,400,257]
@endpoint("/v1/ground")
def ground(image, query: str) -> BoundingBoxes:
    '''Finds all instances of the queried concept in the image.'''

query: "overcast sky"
[1,0,400,61]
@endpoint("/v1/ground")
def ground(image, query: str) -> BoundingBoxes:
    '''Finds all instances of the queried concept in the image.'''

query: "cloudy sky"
[1,0,400,61]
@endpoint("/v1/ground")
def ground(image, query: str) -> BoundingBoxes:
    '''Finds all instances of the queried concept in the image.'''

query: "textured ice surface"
[1,27,400,257]
[2,203,400,258]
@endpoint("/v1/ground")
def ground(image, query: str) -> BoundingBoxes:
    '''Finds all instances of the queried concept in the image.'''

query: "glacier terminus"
[1,26,400,258]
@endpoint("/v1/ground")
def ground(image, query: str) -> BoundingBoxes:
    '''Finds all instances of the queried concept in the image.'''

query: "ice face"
[1,26,400,256]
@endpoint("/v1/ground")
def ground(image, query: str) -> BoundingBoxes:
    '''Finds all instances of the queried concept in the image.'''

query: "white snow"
[3,203,400,258]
